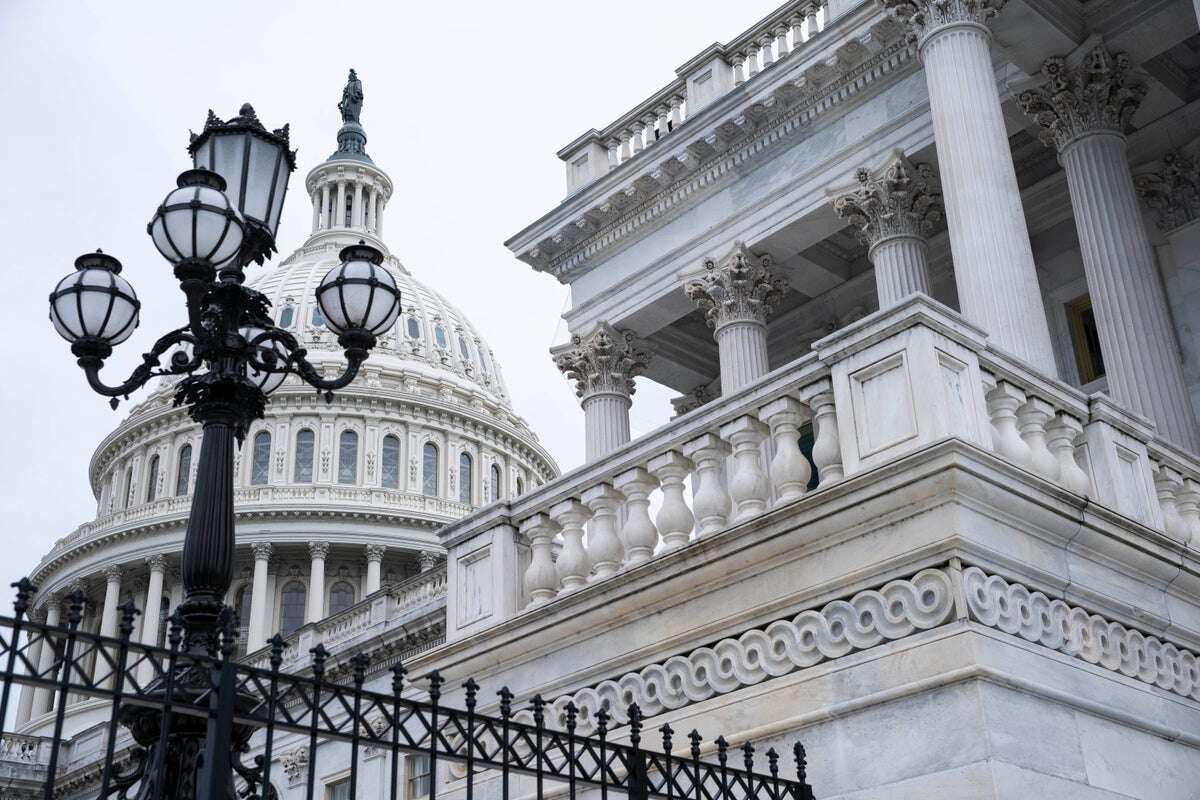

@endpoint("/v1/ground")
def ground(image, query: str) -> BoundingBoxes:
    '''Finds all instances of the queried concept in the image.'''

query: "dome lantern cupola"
[304,69,392,250]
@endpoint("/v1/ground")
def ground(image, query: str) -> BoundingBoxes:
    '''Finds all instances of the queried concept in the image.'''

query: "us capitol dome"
[16,73,558,737]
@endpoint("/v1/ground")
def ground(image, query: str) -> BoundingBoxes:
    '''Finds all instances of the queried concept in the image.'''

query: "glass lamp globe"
[188,104,296,264]
[147,169,245,267]
[239,326,289,395]
[49,251,141,346]
[316,242,402,338]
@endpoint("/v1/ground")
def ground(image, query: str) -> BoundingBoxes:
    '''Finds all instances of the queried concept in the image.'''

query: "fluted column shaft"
[715,320,770,392]
[320,184,330,230]
[365,544,385,594]
[871,235,932,308]
[582,392,633,461]
[247,543,272,652]
[1060,132,1200,450]
[99,570,121,639]
[353,182,365,229]
[919,21,1056,374]
[139,558,166,647]
[16,610,44,724]
[32,601,60,717]
[335,181,347,228]
[311,191,320,232]
[307,542,328,623]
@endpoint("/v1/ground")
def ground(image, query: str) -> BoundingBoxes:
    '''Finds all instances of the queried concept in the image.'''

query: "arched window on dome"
[279,305,294,328]
[145,454,160,502]
[175,444,192,496]
[459,452,473,504]
[294,429,315,483]
[406,317,421,339]
[422,442,439,497]
[311,304,324,328]
[279,581,306,636]
[381,434,401,490]
[490,464,502,502]
[344,192,353,227]
[458,335,471,361]
[328,581,355,616]
[338,430,358,484]
[434,325,447,349]
[123,465,134,509]
[251,431,271,485]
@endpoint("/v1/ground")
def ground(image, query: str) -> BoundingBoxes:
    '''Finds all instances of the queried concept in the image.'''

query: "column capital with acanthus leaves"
[878,0,1008,47]
[832,150,943,249]
[1018,42,1146,152]
[551,322,652,402]
[1135,149,1200,233]
[684,242,784,330]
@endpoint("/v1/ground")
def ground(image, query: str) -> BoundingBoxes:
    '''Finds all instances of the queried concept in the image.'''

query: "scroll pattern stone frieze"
[549,568,955,733]
[962,567,1200,701]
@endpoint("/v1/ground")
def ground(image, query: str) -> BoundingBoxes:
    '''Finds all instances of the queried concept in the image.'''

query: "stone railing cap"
[1087,393,1158,440]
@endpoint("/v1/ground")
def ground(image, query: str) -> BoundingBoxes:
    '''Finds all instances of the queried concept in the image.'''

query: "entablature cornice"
[504,6,913,283]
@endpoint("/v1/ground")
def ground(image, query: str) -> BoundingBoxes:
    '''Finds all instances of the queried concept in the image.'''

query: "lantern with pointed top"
[188,103,296,265]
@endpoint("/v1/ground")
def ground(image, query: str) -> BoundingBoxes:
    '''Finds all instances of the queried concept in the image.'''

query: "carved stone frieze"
[962,567,1200,701]
[549,568,955,733]
[1135,149,1200,232]
[1018,43,1146,151]
[550,322,651,401]
[684,243,785,329]
[832,150,943,246]
[878,0,1007,45]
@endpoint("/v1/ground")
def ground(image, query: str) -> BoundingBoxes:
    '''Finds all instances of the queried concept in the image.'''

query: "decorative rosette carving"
[550,322,651,400]
[833,150,943,247]
[1018,43,1146,151]
[684,243,785,329]
[1135,149,1200,232]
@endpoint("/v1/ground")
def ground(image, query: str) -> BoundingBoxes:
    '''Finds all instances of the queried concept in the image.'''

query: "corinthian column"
[685,242,784,393]
[1020,43,1200,451]
[832,150,943,308]
[552,323,652,460]
[139,555,167,647]
[307,541,329,623]
[365,544,386,593]
[881,0,1057,375]
[32,597,61,717]
[246,542,272,652]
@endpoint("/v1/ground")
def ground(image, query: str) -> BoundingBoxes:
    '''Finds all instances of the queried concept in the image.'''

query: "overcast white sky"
[0,0,774,591]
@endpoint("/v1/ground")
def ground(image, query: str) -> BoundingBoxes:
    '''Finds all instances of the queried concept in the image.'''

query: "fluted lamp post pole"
[47,104,401,799]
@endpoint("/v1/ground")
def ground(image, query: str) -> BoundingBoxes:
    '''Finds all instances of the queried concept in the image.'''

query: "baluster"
[582,483,625,579]
[721,416,770,523]
[683,433,732,537]
[759,33,775,68]
[789,15,804,50]
[1045,413,1090,496]
[550,499,593,593]
[642,113,659,146]
[669,95,684,129]
[761,397,810,505]
[1177,479,1200,549]
[1017,397,1060,482]
[985,381,1032,467]
[732,54,747,86]
[607,138,621,170]
[747,43,761,78]
[774,24,790,59]
[520,513,561,606]
[802,2,820,41]
[631,121,646,155]
[649,451,696,551]
[620,131,633,162]
[614,467,660,564]
[800,381,843,485]
[654,106,670,142]
[1153,465,1190,544]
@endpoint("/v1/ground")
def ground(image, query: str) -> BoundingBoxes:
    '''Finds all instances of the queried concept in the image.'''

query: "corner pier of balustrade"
[438,294,1200,643]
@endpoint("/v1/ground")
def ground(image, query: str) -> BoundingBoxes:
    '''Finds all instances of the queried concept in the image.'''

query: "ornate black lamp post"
[47,104,401,797]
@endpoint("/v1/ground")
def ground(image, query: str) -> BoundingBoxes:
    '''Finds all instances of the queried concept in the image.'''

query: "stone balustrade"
[242,566,448,673]
[441,295,1200,642]
[556,1,835,196]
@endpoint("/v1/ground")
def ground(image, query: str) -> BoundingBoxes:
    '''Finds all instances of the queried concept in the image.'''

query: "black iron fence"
[0,581,816,800]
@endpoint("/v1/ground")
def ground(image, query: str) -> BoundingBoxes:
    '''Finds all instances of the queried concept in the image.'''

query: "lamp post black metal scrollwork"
[46,104,401,798]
